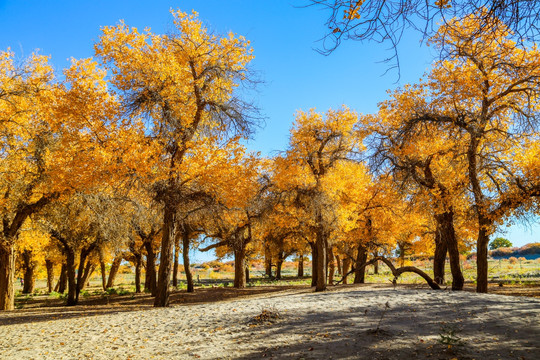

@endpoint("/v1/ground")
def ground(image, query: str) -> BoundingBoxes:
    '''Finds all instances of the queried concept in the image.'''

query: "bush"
[509,257,518,264]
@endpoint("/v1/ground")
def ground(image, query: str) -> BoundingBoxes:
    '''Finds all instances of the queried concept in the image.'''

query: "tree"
[310,0,540,75]
[96,10,259,307]
[489,237,512,250]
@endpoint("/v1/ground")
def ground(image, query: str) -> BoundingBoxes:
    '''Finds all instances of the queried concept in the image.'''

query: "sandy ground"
[0,284,539,359]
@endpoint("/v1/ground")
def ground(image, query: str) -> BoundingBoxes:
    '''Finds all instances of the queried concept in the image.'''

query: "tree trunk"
[265,244,272,277]
[75,249,90,302]
[182,231,194,293]
[172,234,180,288]
[79,262,95,291]
[276,252,283,280]
[297,254,304,277]
[233,247,246,288]
[476,224,490,293]
[45,260,54,293]
[144,239,157,294]
[342,257,350,284]
[354,244,367,284]
[22,250,36,294]
[100,260,107,291]
[336,255,342,276]
[245,262,250,283]
[435,211,464,290]
[310,243,318,287]
[134,254,142,293]
[66,248,77,306]
[328,246,335,285]
[56,263,67,293]
[399,242,406,267]
[433,224,448,285]
[315,225,327,292]
[154,208,176,307]
[0,243,16,310]
[106,255,123,289]
[372,251,379,274]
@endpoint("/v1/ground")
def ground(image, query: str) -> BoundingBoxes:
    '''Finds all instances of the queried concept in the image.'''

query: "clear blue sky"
[0,1,537,259]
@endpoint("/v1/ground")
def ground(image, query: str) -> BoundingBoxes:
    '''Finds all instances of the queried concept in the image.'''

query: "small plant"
[249,306,280,325]
[509,256,518,264]
[438,324,464,346]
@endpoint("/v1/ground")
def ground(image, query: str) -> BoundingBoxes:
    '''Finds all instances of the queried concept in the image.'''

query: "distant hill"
[490,242,540,260]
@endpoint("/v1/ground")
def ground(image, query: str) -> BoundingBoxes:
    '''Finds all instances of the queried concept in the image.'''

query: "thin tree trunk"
[154,207,176,307]
[354,244,367,284]
[233,247,246,289]
[372,251,379,274]
[265,244,272,277]
[245,262,250,283]
[310,242,318,287]
[399,242,406,267]
[79,262,95,291]
[297,254,304,277]
[134,254,142,293]
[106,255,123,289]
[100,260,107,291]
[172,233,180,288]
[328,246,335,285]
[336,255,342,276]
[182,231,194,293]
[433,224,447,285]
[0,244,16,310]
[144,240,157,294]
[342,257,350,284]
[315,225,327,292]
[22,250,35,294]
[45,260,54,293]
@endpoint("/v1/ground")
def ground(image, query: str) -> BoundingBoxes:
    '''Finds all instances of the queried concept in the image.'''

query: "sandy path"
[0,285,538,359]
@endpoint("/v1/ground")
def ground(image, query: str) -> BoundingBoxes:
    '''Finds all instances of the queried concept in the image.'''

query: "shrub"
[509,257,518,264]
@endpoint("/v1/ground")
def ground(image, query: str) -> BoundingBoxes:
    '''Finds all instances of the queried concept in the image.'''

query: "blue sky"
[0,1,537,258]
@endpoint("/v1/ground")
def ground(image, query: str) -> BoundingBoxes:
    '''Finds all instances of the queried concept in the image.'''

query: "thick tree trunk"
[310,243,318,287]
[328,246,335,285]
[106,255,122,289]
[134,254,142,293]
[66,248,77,306]
[45,260,54,293]
[435,211,464,291]
[172,234,180,288]
[476,224,490,293]
[154,208,176,307]
[336,255,342,275]
[182,231,194,293]
[22,250,36,294]
[75,249,90,302]
[276,252,283,280]
[399,242,406,267]
[100,260,107,291]
[354,244,367,284]
[56,263,67,293]
[433,224,448,285]
[264,244,272,277]
[0,244,16,310]
[342,257,350,284]
[372,251,379,274]
[144,240,157,294]
[245,262,250,283]
[297,255,304,277]
[315,226,327,292]
[233,247,246,289]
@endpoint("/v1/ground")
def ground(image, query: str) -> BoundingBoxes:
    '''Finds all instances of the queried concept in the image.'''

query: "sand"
[0,284,539,359]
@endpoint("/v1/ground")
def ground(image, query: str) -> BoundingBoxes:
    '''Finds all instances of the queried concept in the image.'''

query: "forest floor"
[1,282,539,359]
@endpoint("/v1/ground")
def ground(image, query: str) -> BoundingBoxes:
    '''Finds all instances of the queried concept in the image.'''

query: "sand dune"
[0,285,538,359]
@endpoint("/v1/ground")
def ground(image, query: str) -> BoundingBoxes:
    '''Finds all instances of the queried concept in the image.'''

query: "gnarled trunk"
[435,211,464,290]
[476,223,490,293]
[310,242,318,287]
[154,207,176,307]
[328,246,335,285]
[172,234,180,288]
[56,263,67,293]
[66,248,77,306]
[342,256,350,284]
[265,244,272,277]
[276,251,283,280]
[182,231,194,293]
[315,224,327,292]
[134,253,142,293]
[22,250,36,294]
[106,255,122,289]
[45,259,54,293]
[297,254,304,277]
[144,239,157,294]
[433,224,447,285]
[100,260,107,291]
[354,244,367,284]
[233,247,246,288]
[0,244,16,310]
